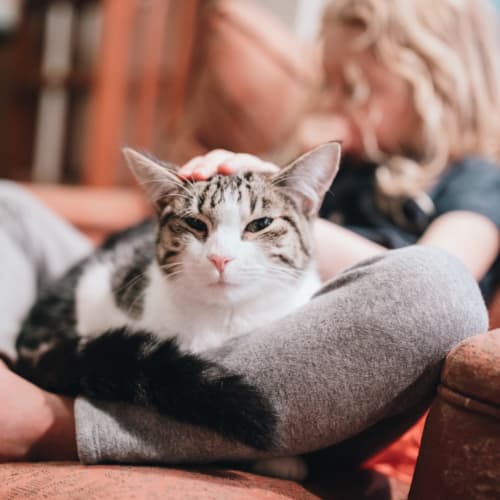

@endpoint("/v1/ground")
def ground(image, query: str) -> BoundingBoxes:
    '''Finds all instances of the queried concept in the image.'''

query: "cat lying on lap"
[16,143,341,480]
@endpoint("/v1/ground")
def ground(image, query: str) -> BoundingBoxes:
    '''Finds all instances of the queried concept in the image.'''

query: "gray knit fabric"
[75,247,487,465]
[0,181,488,466]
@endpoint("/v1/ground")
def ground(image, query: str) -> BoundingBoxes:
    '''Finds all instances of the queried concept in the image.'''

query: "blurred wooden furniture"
[5,0,202,241]
[8,0,321,243]
[84,0,200,187]
[1,0,321,187]
[0,0,200,186]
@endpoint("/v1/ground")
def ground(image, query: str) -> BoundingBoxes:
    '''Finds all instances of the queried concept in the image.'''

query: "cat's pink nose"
[208,254,233,273]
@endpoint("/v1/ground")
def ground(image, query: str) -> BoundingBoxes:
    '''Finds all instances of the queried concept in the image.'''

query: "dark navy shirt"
[319,155,500,302]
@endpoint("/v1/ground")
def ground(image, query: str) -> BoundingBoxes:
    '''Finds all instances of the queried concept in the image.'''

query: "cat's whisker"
[125,288,147,317]
[163,270,184,281]
[163,191,191,200]
[137,176,181,190]
[258,274,300,286]
[138,180,192,200]
[260,263,303,275]
[112,270,150,295]
[270,173,309,187]
[176,208,196,218]
[178,186,196,200]
[237,263,301,276]
[159,260,184,268]
[236,267,301,283]
[139,177,194,203]
[159,262,185,280]
[165,194,193,207]
[180,176,196,188]
[260,271,301,284]
[175,180,198,198]
[159,262,184,272]
[237,268,299,279]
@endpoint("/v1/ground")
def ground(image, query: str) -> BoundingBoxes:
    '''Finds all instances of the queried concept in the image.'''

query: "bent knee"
[387,245,488,340]
[353,245,488,345]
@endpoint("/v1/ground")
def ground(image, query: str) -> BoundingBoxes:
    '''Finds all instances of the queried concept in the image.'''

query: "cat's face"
[154,173,314,305]
[124,144,341,305]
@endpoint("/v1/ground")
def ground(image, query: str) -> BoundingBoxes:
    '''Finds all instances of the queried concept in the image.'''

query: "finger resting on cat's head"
[224,155,279,175]
[260,162,280,174]
[178,157,203,177]
[190,168,210,181]
[217,163,237,175]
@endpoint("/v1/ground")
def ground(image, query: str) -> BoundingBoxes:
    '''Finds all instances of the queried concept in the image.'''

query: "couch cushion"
[0,462,410,499]
[489,288,500,329]
[441,329,500,408]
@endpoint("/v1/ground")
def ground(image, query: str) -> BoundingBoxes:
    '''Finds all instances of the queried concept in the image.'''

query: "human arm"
[418,211,500,281]
[313,218,386,281]
[417,159,500,281]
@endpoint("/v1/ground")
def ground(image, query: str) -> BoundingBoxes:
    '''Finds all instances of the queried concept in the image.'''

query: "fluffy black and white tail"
[16,328,277,451]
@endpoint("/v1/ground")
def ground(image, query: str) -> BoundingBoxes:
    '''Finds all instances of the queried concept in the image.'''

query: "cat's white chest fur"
[138,262,321,353]
[75,260,130,335]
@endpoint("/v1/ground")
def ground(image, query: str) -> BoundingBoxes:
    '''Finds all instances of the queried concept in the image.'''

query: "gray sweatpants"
[0,180,488,467]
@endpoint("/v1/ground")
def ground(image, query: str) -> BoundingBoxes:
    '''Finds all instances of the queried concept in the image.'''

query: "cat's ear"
[272,142,341,217]
[122,148,181,212]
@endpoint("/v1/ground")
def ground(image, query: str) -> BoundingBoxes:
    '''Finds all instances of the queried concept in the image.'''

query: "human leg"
[0,182,91,460]
[74,246,487,465]
[0,181,91,356]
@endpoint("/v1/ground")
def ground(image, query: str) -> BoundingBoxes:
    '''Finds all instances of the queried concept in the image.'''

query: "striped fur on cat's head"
[123,144,340,305]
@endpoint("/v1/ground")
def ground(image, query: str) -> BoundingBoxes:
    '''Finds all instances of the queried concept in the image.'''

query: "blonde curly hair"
[323,0,500,224]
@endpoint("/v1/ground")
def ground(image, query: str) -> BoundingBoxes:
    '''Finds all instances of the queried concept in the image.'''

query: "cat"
[15,142,341,480]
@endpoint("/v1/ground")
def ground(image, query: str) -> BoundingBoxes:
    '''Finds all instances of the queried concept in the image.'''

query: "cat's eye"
[245,217,274,233]
[184,217,208,232]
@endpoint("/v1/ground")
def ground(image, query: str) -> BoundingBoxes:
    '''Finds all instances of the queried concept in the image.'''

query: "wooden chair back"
[84,0,200,187]
[1,0,199,187]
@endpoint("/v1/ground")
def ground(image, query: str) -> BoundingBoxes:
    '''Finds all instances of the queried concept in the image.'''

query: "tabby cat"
[16,143,341,479]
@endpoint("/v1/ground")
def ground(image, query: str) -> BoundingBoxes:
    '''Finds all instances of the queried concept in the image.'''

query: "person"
[181,0,500,298]
[0,0,498,471]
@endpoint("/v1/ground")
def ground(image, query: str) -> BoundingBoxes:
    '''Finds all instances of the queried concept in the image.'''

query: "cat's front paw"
[251,456,308,481]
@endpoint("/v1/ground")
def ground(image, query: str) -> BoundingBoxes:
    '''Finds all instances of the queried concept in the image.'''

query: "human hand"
[178,149,279,181]
[0,360,77,461]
